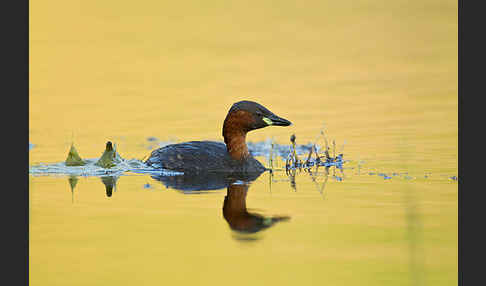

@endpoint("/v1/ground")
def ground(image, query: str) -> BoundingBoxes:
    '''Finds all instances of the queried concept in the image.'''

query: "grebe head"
[223,101,292,134]
[222,100,292,160]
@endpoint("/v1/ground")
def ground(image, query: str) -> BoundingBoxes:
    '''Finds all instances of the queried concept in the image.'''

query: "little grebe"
[145,100,292,173]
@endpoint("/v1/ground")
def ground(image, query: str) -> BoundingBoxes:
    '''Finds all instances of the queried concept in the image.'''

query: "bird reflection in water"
[66,170,290,240]
[151,171,291,241]
[223,181,290,241]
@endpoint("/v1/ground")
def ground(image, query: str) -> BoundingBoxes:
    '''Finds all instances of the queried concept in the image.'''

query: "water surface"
[30,0,457,285]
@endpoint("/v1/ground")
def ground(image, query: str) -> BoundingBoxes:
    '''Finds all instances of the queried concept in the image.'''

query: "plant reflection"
[284,165,339,199]
[100,176,118,198]
[67,175,119,199]
[68,175,78,203]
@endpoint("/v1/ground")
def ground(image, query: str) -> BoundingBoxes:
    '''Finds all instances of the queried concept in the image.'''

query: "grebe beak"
[263,114,292,126]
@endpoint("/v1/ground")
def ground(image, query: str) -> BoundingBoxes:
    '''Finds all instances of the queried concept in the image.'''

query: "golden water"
[30,0,457,285]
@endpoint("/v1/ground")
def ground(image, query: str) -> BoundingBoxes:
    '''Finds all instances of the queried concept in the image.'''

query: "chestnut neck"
[222,111,252,161]
[223,184,249,215]
[222,184,252,231]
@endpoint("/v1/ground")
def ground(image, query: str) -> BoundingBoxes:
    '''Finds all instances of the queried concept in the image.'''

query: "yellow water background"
[29,0,457,285]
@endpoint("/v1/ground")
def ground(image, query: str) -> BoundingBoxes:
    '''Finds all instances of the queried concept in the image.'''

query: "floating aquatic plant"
[30,139,183,177]
[95,141,121,168]
[281,129,346,196]
[285,132,344,174]
[65,143,86,166]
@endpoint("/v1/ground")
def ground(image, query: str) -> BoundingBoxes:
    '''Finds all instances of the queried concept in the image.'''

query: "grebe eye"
[256,111,263,116]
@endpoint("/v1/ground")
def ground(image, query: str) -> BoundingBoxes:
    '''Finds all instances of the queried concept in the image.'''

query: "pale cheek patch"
[263,117,273,126]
